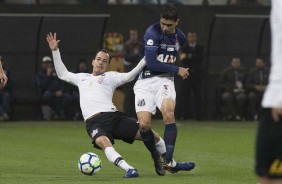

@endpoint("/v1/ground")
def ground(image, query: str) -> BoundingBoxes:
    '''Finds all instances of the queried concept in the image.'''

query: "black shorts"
[85,111,139,149]
[255,108,282,179]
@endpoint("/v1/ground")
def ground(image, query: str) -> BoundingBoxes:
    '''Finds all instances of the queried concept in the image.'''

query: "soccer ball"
[78,152,102,175]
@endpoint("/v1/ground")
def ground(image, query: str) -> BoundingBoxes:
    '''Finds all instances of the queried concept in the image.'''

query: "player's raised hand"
[177,67,189,80]
[46,32,60,51]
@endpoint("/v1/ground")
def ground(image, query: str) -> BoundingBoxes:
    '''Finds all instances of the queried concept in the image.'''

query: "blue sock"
[164,123,177,163]
[140,129,159,160]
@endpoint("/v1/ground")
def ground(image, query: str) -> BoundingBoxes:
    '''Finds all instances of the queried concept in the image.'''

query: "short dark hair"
[95,49,112,63]
[160,5,179,22]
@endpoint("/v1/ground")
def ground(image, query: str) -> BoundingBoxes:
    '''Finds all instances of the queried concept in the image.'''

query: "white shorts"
[134,75,176,115]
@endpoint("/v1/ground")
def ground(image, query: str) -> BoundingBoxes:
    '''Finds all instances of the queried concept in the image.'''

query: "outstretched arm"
[262,0,282,122]
[118,58,146,84]
[46,32,78,84]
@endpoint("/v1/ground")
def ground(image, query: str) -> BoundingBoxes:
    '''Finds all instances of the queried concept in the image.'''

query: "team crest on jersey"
[147,39,154,46]
[91,129,99,138]
[163,85,169,90]
[97,76,105,84]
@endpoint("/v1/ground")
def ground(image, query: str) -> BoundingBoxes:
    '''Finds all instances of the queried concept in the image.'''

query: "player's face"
[160,18,178,34]
[92,51,110,76]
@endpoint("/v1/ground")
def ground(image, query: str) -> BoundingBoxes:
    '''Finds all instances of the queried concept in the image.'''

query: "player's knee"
[95,136,112,150]
[162,110,175,123]
[138,120,150,131]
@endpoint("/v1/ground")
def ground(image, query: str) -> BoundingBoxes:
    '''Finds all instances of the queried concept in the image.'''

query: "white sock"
[155,137,166,156]
[104,147,134,171]
[155,138,177,167]
[171,159,177,167]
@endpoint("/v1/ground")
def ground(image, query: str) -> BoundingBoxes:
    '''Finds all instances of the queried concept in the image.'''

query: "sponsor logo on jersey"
[88,81,93,87]
[91,129,99,138]
[160,44,166,49]
[157,54,176,63]
[159,43,180,52]
[137,99,146,107]
[147,39,154,46]
[167,47,174,51]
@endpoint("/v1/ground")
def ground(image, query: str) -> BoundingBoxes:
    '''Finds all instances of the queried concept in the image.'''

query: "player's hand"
[0,72,8,86]
[46,32,60,51]
[272,108,282,122]
[177,67,189,80]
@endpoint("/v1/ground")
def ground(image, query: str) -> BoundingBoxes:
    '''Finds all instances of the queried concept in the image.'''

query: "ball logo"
[146,39,154,46]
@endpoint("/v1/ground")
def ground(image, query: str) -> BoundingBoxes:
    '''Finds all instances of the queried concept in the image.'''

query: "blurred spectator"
[204,0,228,5]
[123,29,143,117]
[131,0,158,4]
[131,0,182,4]
[159,0,182,4]
[77,0,108,5]
[103,32,124,54]
[108,0,131,4]
[245,57,269,120]
[36,56,72,120]
[228,0,269,5]
[5,0,76,4]
[219,57,247,121]
[0,56,13,121]
[176,31,204,120]
[69,58,89,121]
[38,0,77,4]
[4,0,36,4]
[182,0,204,5]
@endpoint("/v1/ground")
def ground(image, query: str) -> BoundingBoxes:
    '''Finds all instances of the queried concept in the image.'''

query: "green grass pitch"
[0,120,257,184]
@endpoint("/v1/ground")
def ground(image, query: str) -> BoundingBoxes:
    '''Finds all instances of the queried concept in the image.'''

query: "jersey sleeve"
[52,49,80,86]
[262,0,282,108]
[144,27,179,73]
[113,58,146,86]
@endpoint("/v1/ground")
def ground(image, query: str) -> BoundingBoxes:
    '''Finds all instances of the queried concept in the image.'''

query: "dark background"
[0,4,271,120]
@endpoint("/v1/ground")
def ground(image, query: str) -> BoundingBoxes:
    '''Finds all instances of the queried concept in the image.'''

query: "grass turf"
[0,120,257,184]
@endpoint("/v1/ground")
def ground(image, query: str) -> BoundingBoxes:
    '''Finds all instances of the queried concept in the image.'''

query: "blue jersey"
[139,22,186,79]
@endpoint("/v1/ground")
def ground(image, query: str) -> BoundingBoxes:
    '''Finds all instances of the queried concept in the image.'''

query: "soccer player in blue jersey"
[134,5,196,175]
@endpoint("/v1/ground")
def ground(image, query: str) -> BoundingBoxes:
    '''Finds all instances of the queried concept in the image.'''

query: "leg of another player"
[137,111,165,176]
[95,135,139,178]
[135,129,166,157]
